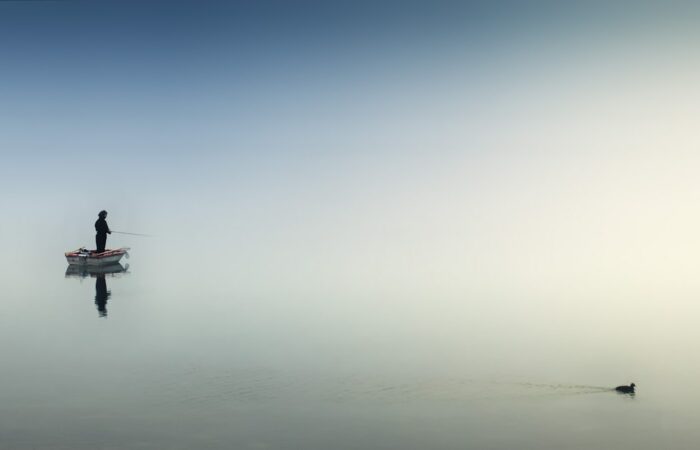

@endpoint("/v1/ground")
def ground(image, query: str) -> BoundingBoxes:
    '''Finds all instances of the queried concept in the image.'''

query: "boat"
[65,247,130,266]
[65,262,129,278]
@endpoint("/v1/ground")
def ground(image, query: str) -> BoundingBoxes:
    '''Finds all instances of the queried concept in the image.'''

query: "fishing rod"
[111,231,153,237]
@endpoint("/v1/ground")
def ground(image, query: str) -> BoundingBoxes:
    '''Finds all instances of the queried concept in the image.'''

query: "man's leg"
[96,235,106,253]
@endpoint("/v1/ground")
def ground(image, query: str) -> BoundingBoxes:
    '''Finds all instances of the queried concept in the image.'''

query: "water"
[2,231,699,450]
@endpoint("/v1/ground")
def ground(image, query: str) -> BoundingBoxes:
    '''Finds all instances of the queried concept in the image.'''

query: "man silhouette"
[95,210,111,253]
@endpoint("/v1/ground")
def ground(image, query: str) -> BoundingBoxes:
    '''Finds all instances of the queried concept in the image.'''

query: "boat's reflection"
[65,263,129,317]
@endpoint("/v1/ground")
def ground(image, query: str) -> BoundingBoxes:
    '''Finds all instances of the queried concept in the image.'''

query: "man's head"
[98,210,108,219]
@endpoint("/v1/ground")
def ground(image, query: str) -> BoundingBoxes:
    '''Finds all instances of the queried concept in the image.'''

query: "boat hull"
[65,248,130,266]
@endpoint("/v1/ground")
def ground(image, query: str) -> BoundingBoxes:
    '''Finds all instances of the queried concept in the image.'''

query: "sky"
[2,0,700,298]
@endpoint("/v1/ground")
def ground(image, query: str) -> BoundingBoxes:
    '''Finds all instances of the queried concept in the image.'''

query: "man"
[95,210,111,253]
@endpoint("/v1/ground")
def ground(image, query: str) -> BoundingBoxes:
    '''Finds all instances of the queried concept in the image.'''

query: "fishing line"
[112,231,153,237]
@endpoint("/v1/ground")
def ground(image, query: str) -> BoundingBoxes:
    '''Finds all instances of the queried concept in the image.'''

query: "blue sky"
[3,1,698,170]
[3,1,700,297]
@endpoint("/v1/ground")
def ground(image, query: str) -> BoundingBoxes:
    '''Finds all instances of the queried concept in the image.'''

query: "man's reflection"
[65,263,128,318]
[95,275,111,317]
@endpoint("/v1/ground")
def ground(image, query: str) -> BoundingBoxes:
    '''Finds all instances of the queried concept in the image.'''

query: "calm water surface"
[1,237,699,450]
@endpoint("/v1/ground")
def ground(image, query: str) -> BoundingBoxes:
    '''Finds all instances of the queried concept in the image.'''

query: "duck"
[615,383,636,394]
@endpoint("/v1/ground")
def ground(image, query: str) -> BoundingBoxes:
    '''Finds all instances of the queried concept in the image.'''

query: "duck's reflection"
[65,263,129,317]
